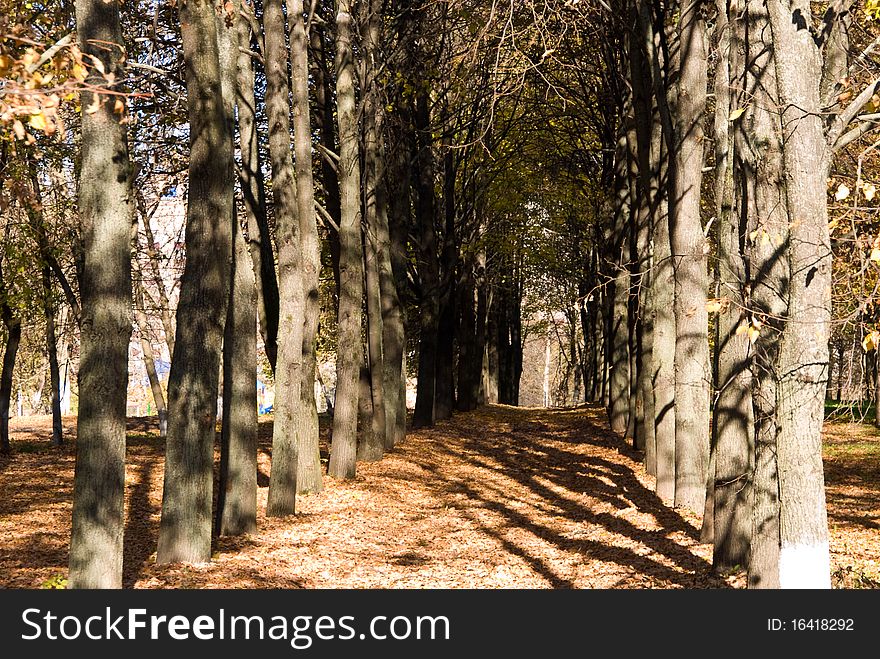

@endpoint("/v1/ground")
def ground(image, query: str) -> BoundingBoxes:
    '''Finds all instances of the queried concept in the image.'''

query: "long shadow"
[413,404,728,588]
[123,455,157,587]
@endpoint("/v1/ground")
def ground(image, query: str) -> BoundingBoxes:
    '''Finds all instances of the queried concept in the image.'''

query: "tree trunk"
[412,93,441,428]
[69,0,133,587]
[135,281,167,437]
[360,234,386,461]
[328,0,365,479]
[434,148,457,420]
[0,258,21,454]
[767,0,832,589]
[157,0,234,564]
[741,0,787,588]
[711,0,753,572]
[218,221,258,536]
[43,266,63,446]
[608,131,631,436]
[384,105,412,446]
[216,7,258,537]
[290,0,324,494]
[264,0,304,516]
[671,0,710,513]
[237,0,279,373]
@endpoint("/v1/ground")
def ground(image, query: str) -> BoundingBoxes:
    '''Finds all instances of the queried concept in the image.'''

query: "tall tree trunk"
[384,105,412,445]
[43,266,63,445]
[290,0,324,494]
[742,0,786,587]
[237,0,279,372]
[217,222,258,536]
[411,93,441,428]
[630,8,657,459]
[69,0,133,587]
[157,0,234,564]
[711,0,753,572]
[216,7,258,537]
[671,0,710,513]
[328,0,365,479]
[434,148,457,420]
[264,0,305,516]
[360,0,393,454]
[360,231,386,460]
[134,281,167,437]
[0,258,21,454]
[608,130,631,436]
[767,0,832,589]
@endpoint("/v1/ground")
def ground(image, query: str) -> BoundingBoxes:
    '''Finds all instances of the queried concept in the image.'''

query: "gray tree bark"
[216,7,258,537]
[328,0,365,479]
[157,0,234,564]
[290,0,324,494]
[69,0,133,586]
[264,0,305,516]
[671,0,710,513]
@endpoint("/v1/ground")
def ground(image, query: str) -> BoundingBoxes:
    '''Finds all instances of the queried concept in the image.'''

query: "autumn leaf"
[870,248,880,263]
[864,183,876,202]
[728,108,746,121]
[12,119,26,140]
[835,184,851,201]
[28,112,47,132]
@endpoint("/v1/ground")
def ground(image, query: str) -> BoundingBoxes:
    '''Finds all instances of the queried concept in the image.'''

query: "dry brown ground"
[0,404,877,589]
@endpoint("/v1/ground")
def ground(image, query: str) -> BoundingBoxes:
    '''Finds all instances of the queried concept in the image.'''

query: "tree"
[68,0,133,587]
[328,0,365,479]
[157,0,234,564]
[264,0,305,516]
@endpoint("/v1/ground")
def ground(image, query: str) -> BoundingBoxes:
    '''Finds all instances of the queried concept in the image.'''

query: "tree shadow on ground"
[410,404,728,588]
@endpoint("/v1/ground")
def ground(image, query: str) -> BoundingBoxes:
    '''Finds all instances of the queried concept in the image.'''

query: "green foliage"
[39,573,68,589]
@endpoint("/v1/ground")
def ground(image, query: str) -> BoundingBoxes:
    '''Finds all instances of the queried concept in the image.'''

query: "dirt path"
[0,404,876,588]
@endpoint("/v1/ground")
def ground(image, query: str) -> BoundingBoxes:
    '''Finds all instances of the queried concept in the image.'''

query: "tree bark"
[671,0,710,513]
[216,6,258,537]
[69,0,133,587]
[767,0,832,589]
[237,0,279,373]
[328,0,365,479]
[134,280,167,437]
[411,92,441,428]
[264,0,304,516]
[157,0,234,564]
[0,257,21,454]
[608,128,631,436]
[711,0,753,572]
[290,0,324,494]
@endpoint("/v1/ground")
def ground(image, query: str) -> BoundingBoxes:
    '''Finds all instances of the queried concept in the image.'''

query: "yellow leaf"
[863,332,879,352]
[114,98,125,114]
[71,63,88,82]
[871,248,880,263]
[835,183,850,201]
[728,108,746,121]
[747,326,760,344]
[706,300,722,313]
[29,112,47,132]
[0,54,13,76]
[12,119,25,140]
[864,183,876,202]
[735,321,749,336]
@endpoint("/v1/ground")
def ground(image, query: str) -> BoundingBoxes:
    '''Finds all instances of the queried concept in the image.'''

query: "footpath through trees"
[1,405,876,589]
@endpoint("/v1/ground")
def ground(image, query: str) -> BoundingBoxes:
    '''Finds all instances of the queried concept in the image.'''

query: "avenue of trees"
[0,0,879,589]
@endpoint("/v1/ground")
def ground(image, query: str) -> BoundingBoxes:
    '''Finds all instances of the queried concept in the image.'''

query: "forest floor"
[1,404,878,589]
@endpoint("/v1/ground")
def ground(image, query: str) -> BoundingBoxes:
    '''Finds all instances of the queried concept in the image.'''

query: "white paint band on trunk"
[779,542,831,589]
